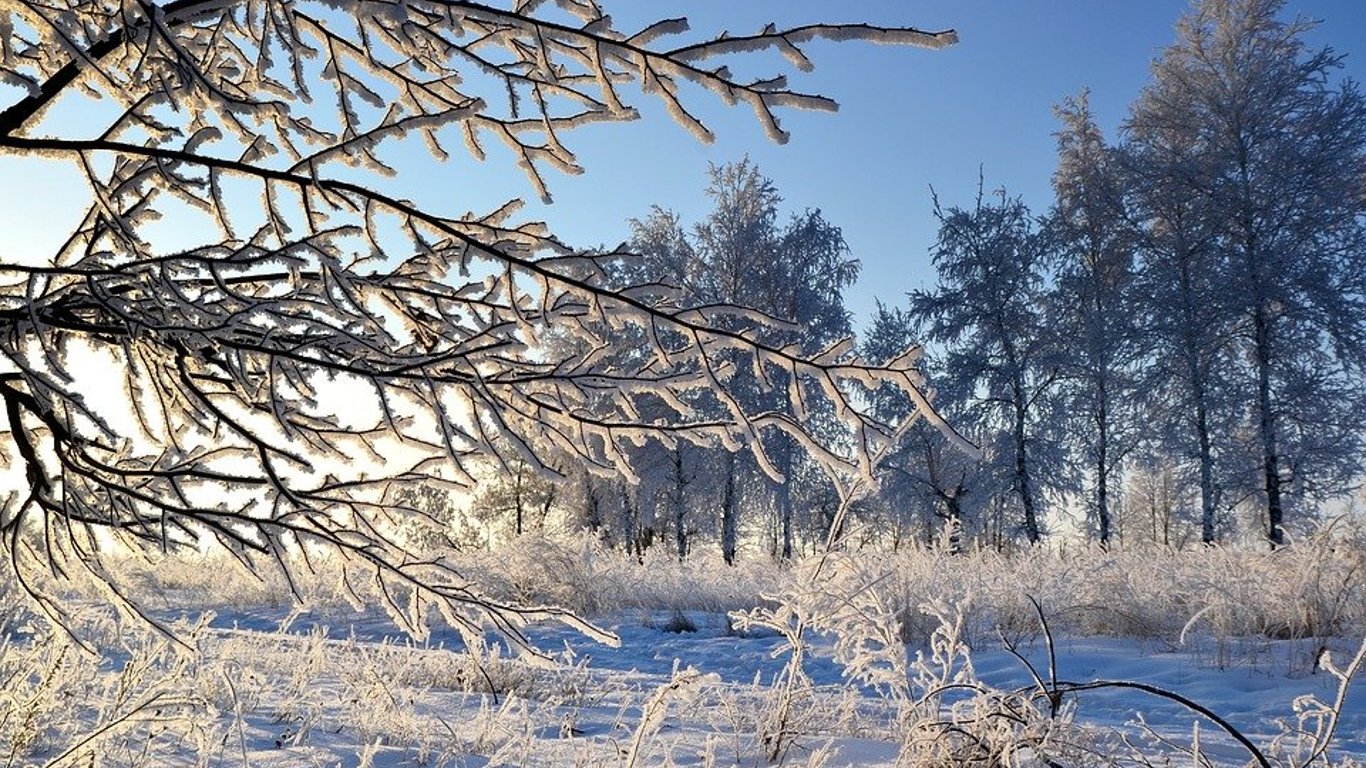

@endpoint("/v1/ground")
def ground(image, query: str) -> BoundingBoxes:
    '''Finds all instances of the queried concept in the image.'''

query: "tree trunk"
[1014,391,1040,544]
[1089,253,1114,548]
[1235,145,1285,548]
[618,480,638,559]
[537,493,554,532]
[1253,307,1285,547]
[1176,253,1218,545]
[582,474,604,535]
[774,437,794,561]
[1195,393,1216,545]
[513,465,524,536]
[720,452,738,565]
[1095,389,1111,547]
[670,448,688,561]
[1241,206,1285,548]
[946,493,964,556]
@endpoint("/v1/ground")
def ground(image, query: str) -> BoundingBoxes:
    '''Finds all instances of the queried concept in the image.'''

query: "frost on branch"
[0,0,955,642]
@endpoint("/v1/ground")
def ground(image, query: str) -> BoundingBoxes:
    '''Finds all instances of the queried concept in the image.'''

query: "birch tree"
[0,0,956,637]
[1048,91,1142,547]
[628,160,862,561]
[1136,0,1366,546]
[1123,91,1243,545]
[622,207,704,560]
[909,186,1058,545]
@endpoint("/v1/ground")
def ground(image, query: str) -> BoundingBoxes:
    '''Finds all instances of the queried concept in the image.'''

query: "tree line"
[462,0,1366,557]
[877,0,1366,551]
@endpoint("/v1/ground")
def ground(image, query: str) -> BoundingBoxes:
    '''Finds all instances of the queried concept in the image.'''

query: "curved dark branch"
[0,134,968,456]
[0,0,231,137]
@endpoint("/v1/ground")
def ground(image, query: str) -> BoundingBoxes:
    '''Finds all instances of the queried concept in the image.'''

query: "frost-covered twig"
[622,664,716,768]
[0,0,956,645]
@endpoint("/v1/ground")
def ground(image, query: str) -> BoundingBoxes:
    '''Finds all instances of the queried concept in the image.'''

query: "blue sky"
[464,0,1366,328]
[4,1,1364,331]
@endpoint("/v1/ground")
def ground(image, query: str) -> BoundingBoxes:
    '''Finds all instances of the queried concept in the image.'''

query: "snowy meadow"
[3,0,1366,765]
[3,522,1363,766]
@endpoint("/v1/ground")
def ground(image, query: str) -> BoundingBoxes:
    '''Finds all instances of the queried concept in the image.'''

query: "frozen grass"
[411,523,1365,646]
[58,521,1365,647]
[1,519,1363,765]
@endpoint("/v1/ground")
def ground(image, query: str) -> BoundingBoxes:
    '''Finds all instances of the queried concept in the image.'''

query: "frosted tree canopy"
[0,0,958,639]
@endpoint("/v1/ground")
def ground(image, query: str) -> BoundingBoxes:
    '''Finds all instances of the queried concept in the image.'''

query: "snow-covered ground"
[175,606,1365,766]
[2,537,1363,766]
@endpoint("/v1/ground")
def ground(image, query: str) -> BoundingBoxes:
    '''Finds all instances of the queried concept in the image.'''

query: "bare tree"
[625,160,863,562]
[0,1,957,641]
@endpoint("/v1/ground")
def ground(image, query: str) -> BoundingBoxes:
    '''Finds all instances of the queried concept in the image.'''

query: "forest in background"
[439,0,1366,562]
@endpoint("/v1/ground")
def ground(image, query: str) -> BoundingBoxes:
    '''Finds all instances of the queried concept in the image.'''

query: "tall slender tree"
[1133,0,1366,545]
[1124,85,1240,545]
[1048,91,1141,547]
[763,207,860,558]
[909,185,1057,544]
[618,209,703,560]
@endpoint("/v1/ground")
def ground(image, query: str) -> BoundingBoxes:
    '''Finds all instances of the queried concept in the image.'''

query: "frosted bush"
[0,616,213,766]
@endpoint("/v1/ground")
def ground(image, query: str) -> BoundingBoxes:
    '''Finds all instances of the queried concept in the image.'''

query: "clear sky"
[452,0,1366,329]
[3,1,1364,332]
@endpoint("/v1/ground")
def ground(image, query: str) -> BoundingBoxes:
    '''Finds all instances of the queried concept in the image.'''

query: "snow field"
[1,523,1363,766]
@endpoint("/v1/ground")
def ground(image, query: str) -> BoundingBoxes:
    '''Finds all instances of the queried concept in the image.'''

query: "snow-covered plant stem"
[732,483,929,761]
[622,664,716,768]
